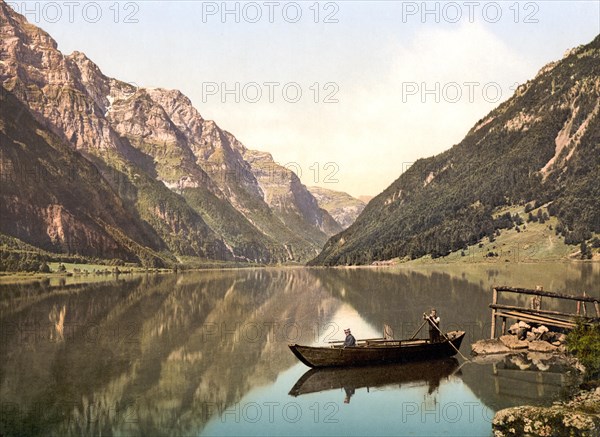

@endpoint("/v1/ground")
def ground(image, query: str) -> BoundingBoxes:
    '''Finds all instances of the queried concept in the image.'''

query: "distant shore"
[1,255,598,286]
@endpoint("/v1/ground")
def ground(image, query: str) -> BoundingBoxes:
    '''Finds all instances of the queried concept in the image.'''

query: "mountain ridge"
[311,34,600,265]
[0,1,358,268]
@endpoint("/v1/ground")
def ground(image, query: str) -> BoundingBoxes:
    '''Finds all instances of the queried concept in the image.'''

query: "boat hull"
[289,330,465,368]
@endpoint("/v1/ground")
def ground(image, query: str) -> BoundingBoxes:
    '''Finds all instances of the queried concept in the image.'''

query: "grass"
[400,204,595,266]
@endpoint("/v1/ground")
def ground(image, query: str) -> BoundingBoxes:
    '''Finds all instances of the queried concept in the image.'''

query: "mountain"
[0,1,342,267]
[312,35,600,265]
[307,186,365,229]
[0,90,175,266]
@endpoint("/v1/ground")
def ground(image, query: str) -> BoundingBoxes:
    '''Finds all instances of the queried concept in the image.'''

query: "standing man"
[424,309,441,343]
[343,328,356,347]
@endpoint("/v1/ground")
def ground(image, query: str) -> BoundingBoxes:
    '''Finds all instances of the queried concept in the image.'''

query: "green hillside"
[311,35,600,266]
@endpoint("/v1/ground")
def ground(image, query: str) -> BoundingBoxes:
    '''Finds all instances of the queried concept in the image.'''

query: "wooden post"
[577,301,581,315]
[501,317,507,335]
[535,286,543,309]
[583,292,587,316]
[491,288,498,339]
[595,301,600,318]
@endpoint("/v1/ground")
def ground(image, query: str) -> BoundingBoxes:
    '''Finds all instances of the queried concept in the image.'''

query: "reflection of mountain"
[0,270,344,435]
[0,265,596,435]
[309,265,600,342]
[289,358,459,399]
[309,268,492,344]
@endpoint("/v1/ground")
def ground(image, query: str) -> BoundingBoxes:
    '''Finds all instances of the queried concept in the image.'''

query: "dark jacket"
[344,333,356,347]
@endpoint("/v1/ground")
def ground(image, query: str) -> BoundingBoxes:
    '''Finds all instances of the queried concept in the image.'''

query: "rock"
[471,339,511,355]
[500,335,529,349]
[552,341,561,346]
[558,333,567,343]
[307,186,366,230]
[526,332,536,342]
[532,325,550,341]
[528,340,558,353]
[507,323,532,338]
[493,388,600,436]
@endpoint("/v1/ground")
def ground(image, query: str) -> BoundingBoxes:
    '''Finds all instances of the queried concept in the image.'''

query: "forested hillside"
[312,35,600,265]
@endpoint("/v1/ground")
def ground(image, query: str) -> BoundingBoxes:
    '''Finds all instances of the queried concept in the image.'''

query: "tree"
[580,242,592,260]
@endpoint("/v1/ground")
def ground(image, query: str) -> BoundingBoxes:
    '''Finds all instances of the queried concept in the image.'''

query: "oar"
[425,315,470,362]
[409,319,427,340]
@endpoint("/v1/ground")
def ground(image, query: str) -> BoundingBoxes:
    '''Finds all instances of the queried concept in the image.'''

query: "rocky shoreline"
[492,386,600,436]
[471,322,600,436]
[472,322,569,356]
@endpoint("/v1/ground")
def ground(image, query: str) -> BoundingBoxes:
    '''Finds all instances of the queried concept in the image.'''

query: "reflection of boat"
[289,330,465,368]
[289,358,460,399]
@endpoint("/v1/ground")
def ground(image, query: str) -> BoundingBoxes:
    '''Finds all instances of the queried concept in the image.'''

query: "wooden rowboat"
[288,330,465,368]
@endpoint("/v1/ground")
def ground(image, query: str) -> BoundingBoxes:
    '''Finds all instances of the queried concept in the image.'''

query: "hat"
[344,328,351,333]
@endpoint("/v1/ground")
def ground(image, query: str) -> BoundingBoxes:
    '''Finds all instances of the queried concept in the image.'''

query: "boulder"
[531,325,550,341]
[471,339,511,355]
[508,322,520,335]
[528,340,558,353]
[500,334,529,349]
[493,388,600,436]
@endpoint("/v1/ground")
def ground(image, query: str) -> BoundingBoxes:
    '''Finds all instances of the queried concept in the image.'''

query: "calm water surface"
[1,263,598,436]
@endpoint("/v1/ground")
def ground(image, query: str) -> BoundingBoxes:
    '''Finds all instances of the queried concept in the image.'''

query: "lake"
[1,263,598,436]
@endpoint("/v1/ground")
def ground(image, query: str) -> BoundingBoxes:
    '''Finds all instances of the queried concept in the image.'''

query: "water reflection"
[0,264,597,436]
[289,358,460,401]
[463,352,580,411]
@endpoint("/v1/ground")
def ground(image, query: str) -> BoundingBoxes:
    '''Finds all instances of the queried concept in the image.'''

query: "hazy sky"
[9,1,599,197]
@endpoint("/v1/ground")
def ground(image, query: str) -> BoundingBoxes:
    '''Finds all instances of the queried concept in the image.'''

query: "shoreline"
[2,258,599,285]
[493,383,600,436]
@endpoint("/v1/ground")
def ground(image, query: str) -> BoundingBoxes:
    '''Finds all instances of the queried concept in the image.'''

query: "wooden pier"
[489,286,600,339]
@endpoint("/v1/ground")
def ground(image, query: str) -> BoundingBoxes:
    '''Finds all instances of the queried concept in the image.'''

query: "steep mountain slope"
[0,1,340,265]
[312,35,600,265]
[0,89,172,266]
[307,186,366,229]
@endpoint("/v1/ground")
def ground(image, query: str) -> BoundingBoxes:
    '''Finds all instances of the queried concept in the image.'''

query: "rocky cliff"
[0,1,342,266]
[307,186,365,229]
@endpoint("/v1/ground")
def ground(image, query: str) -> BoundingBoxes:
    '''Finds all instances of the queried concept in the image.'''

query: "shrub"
[567,320,600,378]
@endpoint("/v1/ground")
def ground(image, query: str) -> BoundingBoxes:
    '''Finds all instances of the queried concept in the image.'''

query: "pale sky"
[8,1,600,197]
